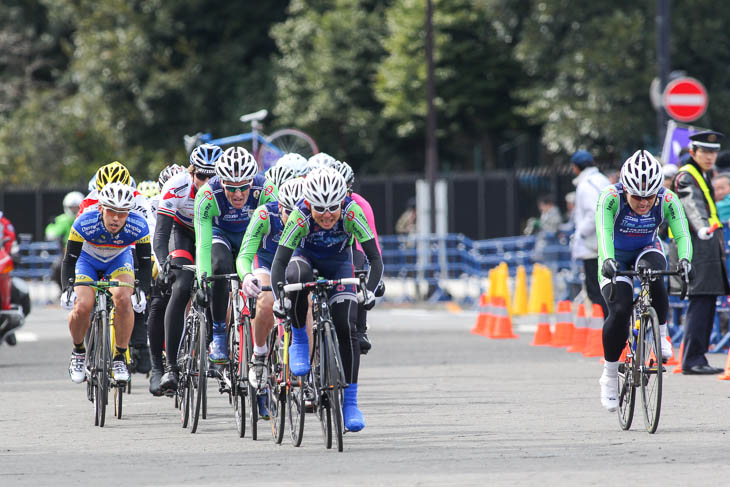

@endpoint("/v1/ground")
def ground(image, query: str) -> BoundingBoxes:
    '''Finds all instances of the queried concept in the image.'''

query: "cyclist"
[137,180,160,203]
[156,146,221,393]
[46,191,84,289]
[270,166,383,432]
[236,177,304,388]
[307,152,336,168]
[78,161,155,375]
[596,150,692,412]
[145,164,185,395]
[62,183,151,384]
[276,152,309,177]
[194,147,278,365]
[332,160,383,353]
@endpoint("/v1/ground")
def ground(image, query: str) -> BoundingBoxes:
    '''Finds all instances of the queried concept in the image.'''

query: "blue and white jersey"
[610,183,667,252]
[68,209,150,263]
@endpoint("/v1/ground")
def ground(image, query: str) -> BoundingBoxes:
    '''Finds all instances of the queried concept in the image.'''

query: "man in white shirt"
[571,150,610,317]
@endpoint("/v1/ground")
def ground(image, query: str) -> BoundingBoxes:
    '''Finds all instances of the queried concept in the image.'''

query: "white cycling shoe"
[112,360,130,382]
[599,373,618,412]
[68,351,86,384]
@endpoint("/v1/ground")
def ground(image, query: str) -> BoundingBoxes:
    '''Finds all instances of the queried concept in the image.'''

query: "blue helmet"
[190,143,222,176]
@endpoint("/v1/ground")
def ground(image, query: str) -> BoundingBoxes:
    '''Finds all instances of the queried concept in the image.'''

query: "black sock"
[73,342,86,353]
[114,346,127,362]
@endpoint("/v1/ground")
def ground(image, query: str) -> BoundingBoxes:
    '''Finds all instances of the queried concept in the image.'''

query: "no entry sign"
[663,77,708,122]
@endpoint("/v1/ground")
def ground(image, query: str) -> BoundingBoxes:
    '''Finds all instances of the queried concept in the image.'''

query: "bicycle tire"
[179,313,194,428]
[243,317,258,440]
[313,328,332,449]
[267,330,285,444]
[617,345,635,431]
[192,310,207,433]
[96,312,109,428]
[640,307,662,433]
[256,128,318,170]
[325,321,344,452]
[287,374,305,447]
[229,320,246,437]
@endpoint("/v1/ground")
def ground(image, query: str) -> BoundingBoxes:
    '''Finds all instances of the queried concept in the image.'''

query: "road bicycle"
[610,265,688,434]
[184,109,318,171]
[281,272,366,452]
[70,278,139,427]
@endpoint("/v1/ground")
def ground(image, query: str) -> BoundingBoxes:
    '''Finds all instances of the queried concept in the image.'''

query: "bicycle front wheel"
[617,342,635,431]
[230,322,246,438]
[325,321,344,452]
[192,311,207,433]
[95,314,110,428]
[312,331,332,449]
[243,317,258,440]
[640,307,662,433]
[266,330,286,444]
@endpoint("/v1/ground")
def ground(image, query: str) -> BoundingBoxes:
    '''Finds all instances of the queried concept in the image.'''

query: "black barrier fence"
[0,168,574,241]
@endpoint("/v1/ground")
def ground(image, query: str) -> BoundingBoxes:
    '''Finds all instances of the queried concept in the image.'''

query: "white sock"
[603,360,619,377]
[254,344,268,356]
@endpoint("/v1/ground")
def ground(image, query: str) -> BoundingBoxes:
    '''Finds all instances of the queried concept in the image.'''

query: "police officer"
[671,130,730,374]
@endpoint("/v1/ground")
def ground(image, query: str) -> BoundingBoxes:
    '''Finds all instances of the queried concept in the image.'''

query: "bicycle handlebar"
[282,277,361,293]
[608,266,688,302]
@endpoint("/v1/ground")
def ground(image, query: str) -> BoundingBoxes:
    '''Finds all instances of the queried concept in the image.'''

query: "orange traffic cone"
[582,304,605,358]
[485,296,498,338]
[491,296,518,339]
[550,300,574,347]
[717,347,730,380]
[567,303,588,353]
[470,293,489,336]
[530,303,552,346]
[672,341,685,374]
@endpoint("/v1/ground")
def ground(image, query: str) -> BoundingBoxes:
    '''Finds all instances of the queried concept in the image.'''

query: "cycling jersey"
[349,192,381,254]
[194,174,277,281]
[279,197,374,261]
[596,183,692,279]
[68,209,150,263]
[157,171,197,231]
[236,200,285,276]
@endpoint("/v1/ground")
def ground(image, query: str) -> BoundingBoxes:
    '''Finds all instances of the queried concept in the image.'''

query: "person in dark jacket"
[670,130,730,374]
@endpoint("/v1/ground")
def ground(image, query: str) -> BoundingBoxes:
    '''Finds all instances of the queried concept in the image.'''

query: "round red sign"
[663,77,708,123]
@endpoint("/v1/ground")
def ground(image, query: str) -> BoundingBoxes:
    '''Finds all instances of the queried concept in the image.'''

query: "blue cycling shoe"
[208,322,229,363]
[257,393,270,420]
[343,383,365,432]
[288,327,310,376]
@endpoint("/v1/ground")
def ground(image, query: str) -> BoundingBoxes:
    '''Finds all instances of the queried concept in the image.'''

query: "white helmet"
[265,164,297,188]
[621,150,663,197]
[215,146,258,182]
[63,191,84,217]
[308,152,337,168]
[303,167,348,207]
[276,153,308,177]
[278,178,305,211]
[98,182,135,211]
[158,164,185,189]
[332,160,354,188]
[190,143,222,175]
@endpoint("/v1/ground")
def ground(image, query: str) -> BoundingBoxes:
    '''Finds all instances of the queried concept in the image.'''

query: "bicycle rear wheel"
[640,307,662,433]
[325,322,344,452]
[114,383,123,420]
[617,343,635,431]
[257,128,318,169]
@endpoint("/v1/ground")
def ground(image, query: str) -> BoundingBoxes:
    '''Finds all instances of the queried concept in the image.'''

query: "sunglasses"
[311,203,341,213]
[629,194,656,202]
[224,183,251,193]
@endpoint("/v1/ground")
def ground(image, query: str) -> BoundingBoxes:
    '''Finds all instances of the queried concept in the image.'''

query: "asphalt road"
[2,306,730,486]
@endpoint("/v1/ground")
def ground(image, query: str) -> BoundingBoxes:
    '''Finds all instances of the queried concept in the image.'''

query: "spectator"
[662,164,678,190]
[713,172,730,222]
[716,150,730,170]
[395,197,417,236]
[570,149,610,317]
[524,194,562,235]
[670,130,729,375]
[605,167,621,185]
[564,191,576,222]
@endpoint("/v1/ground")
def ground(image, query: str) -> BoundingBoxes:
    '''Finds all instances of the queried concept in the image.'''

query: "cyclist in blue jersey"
[235,178,304,388]
[62,183,152,384]
[595,150,692,411]
[194,147,278,365]
[270,167,383,432]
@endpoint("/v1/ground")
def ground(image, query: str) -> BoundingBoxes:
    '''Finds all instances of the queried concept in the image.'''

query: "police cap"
[689,130,724,151]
